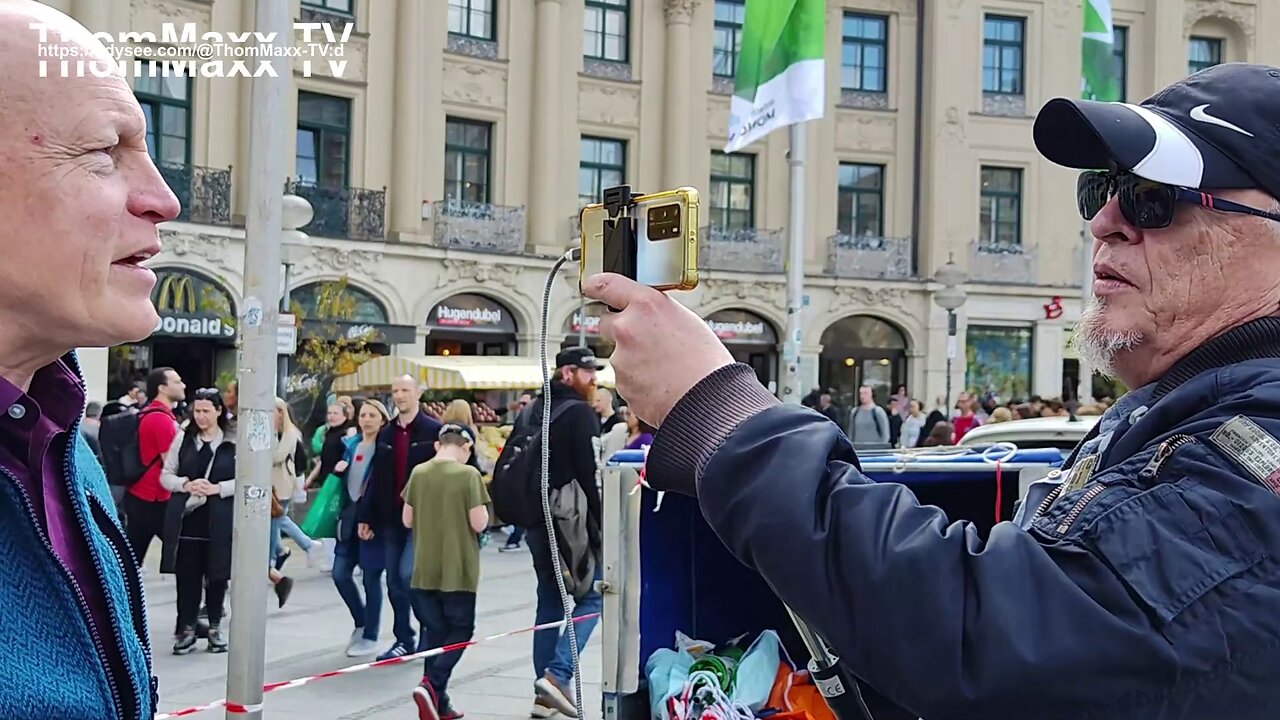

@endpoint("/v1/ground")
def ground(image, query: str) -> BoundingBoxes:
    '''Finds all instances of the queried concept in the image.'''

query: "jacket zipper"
[1139,434,1197,481]
[1053,434,1197,537]
[0,465,127,720]
[90,497,154,670]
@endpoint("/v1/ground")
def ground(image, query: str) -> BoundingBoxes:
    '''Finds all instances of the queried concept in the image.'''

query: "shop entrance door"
[151,339,214,398]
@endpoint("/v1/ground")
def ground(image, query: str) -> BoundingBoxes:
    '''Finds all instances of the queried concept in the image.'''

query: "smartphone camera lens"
[646,203,682,240]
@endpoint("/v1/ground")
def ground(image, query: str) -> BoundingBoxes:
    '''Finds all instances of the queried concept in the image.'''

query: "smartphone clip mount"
[602,184,643,283]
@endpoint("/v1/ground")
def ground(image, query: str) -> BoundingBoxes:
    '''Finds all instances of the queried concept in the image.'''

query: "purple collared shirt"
[0,360,110,647]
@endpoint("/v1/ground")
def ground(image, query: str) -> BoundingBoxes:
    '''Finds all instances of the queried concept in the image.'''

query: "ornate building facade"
[53,0,1279,407]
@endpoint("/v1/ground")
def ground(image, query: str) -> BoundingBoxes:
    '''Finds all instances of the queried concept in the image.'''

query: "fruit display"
[474,424,511,478]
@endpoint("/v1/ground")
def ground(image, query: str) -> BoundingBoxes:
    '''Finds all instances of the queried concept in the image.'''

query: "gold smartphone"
[579,186,700,292]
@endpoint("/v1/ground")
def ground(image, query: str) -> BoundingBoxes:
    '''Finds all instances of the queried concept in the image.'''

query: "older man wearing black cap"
[579,64,1280,719]
[520,347,604,719]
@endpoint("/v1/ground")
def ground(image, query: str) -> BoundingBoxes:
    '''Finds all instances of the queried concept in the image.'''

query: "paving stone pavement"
[143,540,603,720]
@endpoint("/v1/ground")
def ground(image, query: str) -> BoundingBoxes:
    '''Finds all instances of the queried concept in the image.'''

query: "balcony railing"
[970,240,1038,284]
[825,234,914,280]
[299,4,354,32]
[285,180,386,241]
[431,199,527,254]
[569,213,581,241]
[699,226,785,273]
[159,163,232,226]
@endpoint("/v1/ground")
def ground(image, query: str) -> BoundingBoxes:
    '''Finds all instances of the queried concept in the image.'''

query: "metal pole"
[576,294,586,347]
[782,122,807,403]
[277,262,291,399]
[1076,223,1095,403]
[945,309,956,411]
[226,1,290,717]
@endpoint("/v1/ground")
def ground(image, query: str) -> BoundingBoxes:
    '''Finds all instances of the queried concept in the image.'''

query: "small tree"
[285,276,377,429]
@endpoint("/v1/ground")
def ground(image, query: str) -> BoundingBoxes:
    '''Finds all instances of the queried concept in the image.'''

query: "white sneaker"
[530,699,557,718]
[346,637,380,657]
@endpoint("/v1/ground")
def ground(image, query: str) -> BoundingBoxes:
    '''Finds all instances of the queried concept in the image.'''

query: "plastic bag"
[299,473,342,539]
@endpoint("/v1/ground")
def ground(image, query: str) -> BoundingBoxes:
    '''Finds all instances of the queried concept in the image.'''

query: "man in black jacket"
[584,64,1280,720]
[523,348,602,719]
[357,375,441,660]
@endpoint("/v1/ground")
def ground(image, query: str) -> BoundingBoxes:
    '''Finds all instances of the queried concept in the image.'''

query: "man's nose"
[1088,195,1140,245]
[127,158,182,223]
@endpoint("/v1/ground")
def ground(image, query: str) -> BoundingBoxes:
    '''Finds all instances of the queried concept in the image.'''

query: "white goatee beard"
[1073,297,1144,378]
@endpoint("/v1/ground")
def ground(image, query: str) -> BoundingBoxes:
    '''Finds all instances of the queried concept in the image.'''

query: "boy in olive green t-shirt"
[401,423,490,720]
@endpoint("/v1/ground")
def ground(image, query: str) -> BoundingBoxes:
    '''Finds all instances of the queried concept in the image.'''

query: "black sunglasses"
[1077,171,1280,229]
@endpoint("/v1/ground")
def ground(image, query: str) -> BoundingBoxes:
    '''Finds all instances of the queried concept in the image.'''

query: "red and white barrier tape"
[156,612,601,719]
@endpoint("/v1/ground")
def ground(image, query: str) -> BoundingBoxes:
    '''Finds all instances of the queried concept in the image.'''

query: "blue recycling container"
[601,445,1065,720]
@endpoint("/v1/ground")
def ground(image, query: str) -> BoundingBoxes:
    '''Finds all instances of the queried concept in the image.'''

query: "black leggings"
[175,540,228,630]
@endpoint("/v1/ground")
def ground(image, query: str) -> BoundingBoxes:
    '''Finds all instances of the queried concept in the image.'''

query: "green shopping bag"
[300,473,343,539]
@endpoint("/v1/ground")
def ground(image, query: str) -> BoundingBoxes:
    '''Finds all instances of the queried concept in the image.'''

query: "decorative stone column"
[527,0,563,249]
[390,0,426,237]
[662,0,699,188]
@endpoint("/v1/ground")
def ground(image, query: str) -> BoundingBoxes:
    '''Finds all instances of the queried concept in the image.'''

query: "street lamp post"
[933,255,968,412]
[278,194,313,399]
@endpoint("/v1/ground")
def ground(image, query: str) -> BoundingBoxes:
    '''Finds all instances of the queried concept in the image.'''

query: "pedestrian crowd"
[800,384,1115,448]
[94,346,618,720]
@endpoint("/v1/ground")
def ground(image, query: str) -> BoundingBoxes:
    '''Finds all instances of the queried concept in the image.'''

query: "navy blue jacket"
[357,410,441,529]
[646,317,1280,720]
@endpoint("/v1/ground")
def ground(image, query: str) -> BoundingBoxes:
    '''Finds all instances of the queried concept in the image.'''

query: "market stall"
[599,444,1066,720]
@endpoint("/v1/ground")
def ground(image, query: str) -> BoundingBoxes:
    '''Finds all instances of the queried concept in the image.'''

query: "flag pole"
[782,121,807,403]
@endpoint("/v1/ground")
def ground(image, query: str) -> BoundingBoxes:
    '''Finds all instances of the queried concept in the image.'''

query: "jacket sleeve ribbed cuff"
[645,363,780,496]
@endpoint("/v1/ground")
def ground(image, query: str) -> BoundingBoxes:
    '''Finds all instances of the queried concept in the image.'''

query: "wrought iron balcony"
[284,180,386,241]
[569,213,581,240]
[699,226,785,274]
[825,234,915,280]
[969,240,1038,284]
[430,199,527,254]
[158,163,232,226]
[299,4,354,33]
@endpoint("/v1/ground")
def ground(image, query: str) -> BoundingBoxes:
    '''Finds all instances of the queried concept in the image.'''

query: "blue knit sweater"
[0,354,155,720]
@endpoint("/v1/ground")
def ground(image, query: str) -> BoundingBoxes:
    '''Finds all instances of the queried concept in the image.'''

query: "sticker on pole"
[245,409,274,452]
[242,296,264,329]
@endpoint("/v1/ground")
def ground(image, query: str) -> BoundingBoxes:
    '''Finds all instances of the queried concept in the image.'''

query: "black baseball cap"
[1033,63,1280,200]
[438,423,475,443]
[556,347,605,371]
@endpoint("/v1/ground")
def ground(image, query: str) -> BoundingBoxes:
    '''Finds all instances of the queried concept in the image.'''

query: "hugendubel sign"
[704,309,776,343]
[427,294,516,332]
[570,311,602,335]
[435,304,503,327]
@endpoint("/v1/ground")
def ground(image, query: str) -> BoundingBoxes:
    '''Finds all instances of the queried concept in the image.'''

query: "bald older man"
[357,375,442,660]
[0,2,178,719]
[584,63,1280,718]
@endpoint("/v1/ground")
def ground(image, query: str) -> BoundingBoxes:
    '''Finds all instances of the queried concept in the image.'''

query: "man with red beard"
[522,348,602,718]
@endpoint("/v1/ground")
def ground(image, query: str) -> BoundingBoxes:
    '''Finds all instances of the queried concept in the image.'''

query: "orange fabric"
[764,664,836,720]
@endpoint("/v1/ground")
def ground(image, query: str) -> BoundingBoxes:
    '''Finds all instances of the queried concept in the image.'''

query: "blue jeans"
[527,531,603,685]
[332,536,384,641]
[379,523,417,647]
[268,500,315,567]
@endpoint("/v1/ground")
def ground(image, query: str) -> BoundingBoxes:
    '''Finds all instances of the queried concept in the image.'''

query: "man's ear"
[434,440,442,453]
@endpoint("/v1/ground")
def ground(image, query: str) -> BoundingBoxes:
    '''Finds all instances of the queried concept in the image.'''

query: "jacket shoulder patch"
[1209,415,1280,495]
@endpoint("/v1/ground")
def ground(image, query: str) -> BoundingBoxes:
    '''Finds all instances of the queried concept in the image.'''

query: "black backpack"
[490,400,579,528]
[99,407,164,487]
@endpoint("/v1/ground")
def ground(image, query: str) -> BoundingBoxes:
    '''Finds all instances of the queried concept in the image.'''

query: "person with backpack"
[846,384,890,448]
[490,348,603,718]
[356,374,442,661]
[110,366,185,564]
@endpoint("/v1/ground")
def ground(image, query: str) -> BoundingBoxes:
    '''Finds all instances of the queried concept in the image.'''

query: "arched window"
[291,281,388,324]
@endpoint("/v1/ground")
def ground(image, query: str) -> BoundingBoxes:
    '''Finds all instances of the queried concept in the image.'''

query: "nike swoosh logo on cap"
[1189,104,1255,137]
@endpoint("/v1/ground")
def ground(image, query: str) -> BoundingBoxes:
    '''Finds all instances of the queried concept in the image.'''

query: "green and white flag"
[1081,0,1120,101]
[724,0,825,153]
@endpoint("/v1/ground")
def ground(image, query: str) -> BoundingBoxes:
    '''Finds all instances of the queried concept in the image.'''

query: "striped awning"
[353,355,616,390]
[331,372,360,393]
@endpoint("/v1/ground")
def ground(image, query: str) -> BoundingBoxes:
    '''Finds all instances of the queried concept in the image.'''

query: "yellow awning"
[331,372,360,393]
[354,355,616,390]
